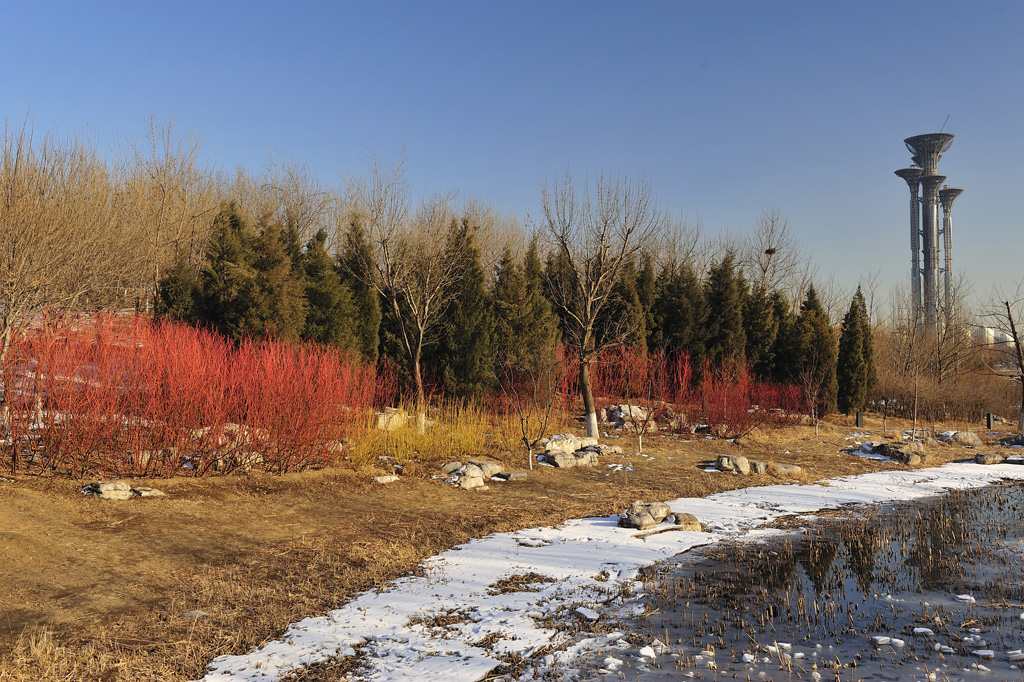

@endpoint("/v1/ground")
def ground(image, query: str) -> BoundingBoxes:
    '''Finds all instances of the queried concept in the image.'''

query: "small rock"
[972,649,995,659]
[975,453,1005,465]
[373,475,399,484]
[954,593,977,603]
[132,486,167,498]
[547,452,576,468]
[619,501,672,530]
[767,462,803,477]
[716,455,734,472]
[576,606,600,621]
[461,463,484,478]
[672,512,703,532]
[750,460,768,475]
[458,475,485,490]
[731,455,751,476]
[441,461,463,475]
[468,459,504,479]
[638,645,657,659]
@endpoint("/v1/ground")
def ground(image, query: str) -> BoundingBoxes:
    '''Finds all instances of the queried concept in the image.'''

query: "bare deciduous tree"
[0,127,147,428]
[347,168,463,430]
[979,283,1024,434]
[541,176,666,438]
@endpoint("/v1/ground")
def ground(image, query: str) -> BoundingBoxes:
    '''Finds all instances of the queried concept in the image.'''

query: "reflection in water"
[571,483,1024,680]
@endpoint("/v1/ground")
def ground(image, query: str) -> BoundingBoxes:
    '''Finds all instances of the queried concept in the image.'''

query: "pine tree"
[543,248,576,344]
[493,238,560,375]
[599,259,647,351]
[281,219,304,276]
[302,228,358,350]
[154,256,200,323]
[837,287,872,414]
[796,286,838,417]
[247,220,307,341]
[744,284,778,379]
[338,217,382,363]
[433,218,495,398]
[703,252,746,372]
[650,261,706,365]
[768,291,799,384]
[637,253,657,349]
[195,204,259,341]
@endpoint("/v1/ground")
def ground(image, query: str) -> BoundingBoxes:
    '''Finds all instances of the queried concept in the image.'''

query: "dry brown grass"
[0,415,1009,681]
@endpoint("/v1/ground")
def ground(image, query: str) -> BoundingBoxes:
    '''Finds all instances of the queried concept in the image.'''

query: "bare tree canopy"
[541,175,667,437]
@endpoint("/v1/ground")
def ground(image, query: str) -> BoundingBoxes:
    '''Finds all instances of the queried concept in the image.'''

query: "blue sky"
[2,1,1021,299]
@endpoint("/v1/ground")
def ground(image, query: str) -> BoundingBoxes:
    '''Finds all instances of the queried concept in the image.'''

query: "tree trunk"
[413,347,426,434]
[0,329,10,438]
[579,357,599,439]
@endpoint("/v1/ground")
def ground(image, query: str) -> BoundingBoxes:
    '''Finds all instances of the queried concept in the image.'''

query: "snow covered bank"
[202,462,1024,681]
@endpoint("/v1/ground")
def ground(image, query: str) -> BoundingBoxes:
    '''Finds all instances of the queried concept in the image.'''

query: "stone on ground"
[767,462,803,477]
[671,512,704,532]
[952,431,983,447]
[619,501,673,530]
[441,461,463,475]
[375,407,408,432]
[975,453,1005,465]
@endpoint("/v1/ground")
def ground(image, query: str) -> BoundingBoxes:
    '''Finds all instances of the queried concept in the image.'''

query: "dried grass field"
[0,415,1003,681]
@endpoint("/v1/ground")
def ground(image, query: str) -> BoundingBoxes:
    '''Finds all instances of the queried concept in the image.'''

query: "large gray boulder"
[544,433,598,455]
[468,458,504,479]
[767,462,803,478]
[605,404,649,426]
[975,453,1005,465]
[952,431,983,447]
[619,501,672,530]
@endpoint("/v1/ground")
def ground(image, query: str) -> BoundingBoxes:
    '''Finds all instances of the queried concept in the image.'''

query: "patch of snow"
[201,462,1024,681]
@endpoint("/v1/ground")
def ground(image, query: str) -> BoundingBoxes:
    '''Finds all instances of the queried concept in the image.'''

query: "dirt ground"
[0,415,1014,681]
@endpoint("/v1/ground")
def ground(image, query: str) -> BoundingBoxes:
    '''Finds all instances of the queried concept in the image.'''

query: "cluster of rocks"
[618,500,704,531]
[712,454,802,477]
[975,452,1007,465]
[442,458,525,490]
[601,404,730,438]
[937,430,984,447]
[874,441,928,466]
[81,480,166,500]
[535,434,623,469]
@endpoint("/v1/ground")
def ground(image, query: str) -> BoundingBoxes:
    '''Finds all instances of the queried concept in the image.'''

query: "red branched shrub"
[555,346,803,436]
[3,315,380,477]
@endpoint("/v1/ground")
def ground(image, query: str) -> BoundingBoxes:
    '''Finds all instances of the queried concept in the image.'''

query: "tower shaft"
[919,174,945,332]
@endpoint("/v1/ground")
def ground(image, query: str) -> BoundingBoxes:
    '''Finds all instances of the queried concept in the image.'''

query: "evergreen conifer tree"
[767,291,799,383]
[796,286,838,416]
[247,220,307,341]
[637,253,657,348]
[837,287,872,414]
[493,238,560,374]
[599,259,647,351]
[195,204,259,341]
[433,218,495,398]
[650,261,706,365]
[744,284,778,379]
[302,228,358,350]
[703,252,746,372]
[338,217,382,363]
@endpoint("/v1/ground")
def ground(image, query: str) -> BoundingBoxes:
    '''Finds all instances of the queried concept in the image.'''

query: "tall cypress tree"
[744,284,778,380]
[796,286,837,416]
[543,247,576,345]
[247,220,307,341]
[599,259,647,351]
[195,204,259,342]
[637,253,657,349]
[302,228,358,350]
[493,238,560,375]
[433,218,495,398]
[768,291,799,384]
[338,217,382,363]
[650,260,706,365]
[703,252,746,372]
[837,287,872,414]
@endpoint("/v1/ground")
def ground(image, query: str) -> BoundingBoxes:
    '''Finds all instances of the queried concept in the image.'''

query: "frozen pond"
[571,482,1024,680]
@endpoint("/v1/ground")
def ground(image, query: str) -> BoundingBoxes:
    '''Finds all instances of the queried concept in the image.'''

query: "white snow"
[201,462,1024,681]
